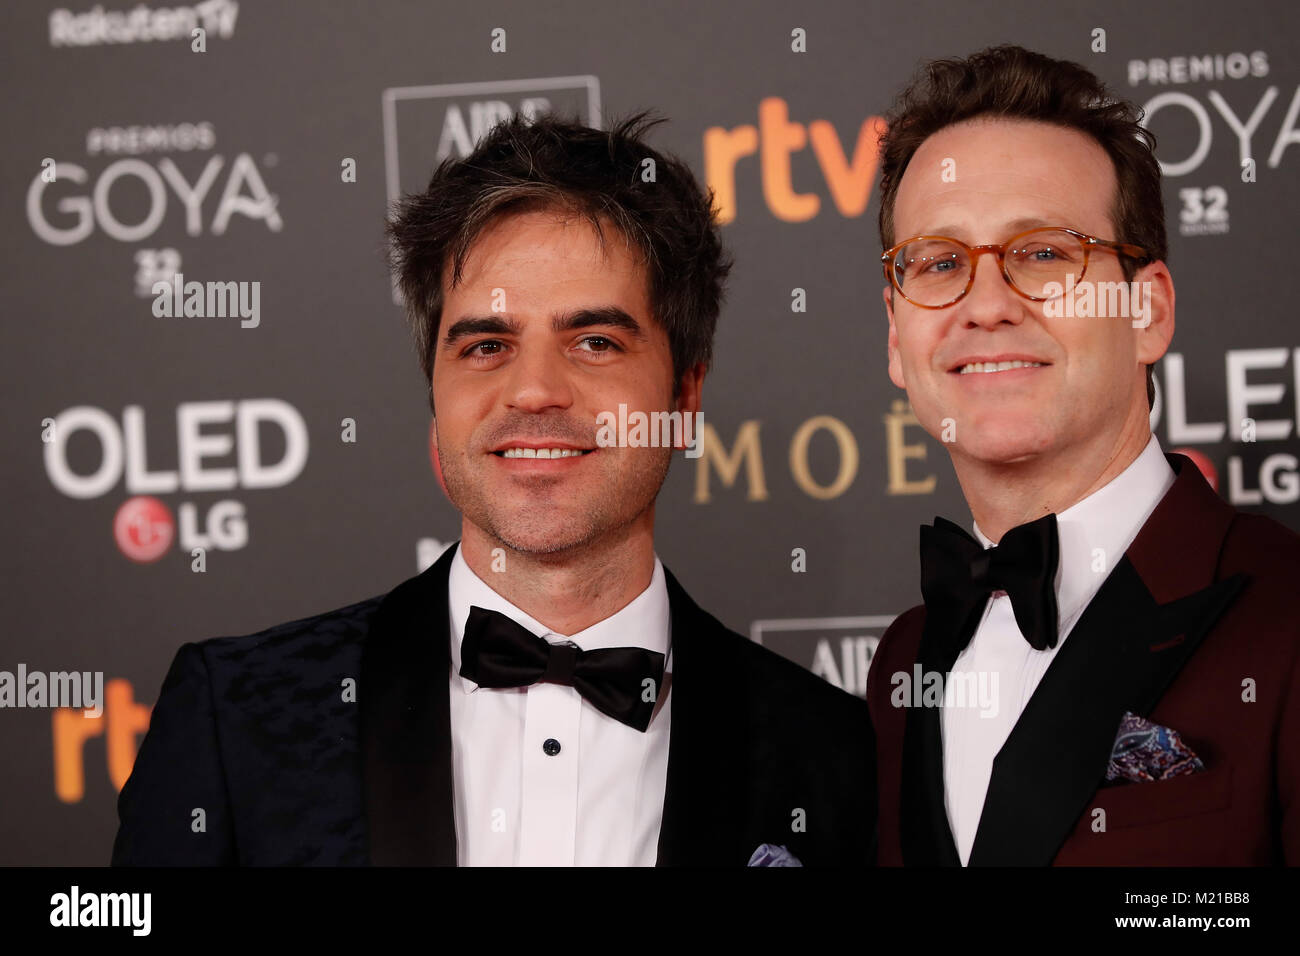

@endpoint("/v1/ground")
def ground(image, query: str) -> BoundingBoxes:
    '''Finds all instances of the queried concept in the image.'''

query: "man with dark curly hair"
[112,112,875,867]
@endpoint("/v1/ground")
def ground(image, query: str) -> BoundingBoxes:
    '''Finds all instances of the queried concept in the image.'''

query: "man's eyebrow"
[441,315,523,348]
[924,217,1057,240]
[552,307,647,340]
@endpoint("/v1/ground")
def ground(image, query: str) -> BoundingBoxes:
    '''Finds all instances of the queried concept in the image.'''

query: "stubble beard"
[439,441,673,558]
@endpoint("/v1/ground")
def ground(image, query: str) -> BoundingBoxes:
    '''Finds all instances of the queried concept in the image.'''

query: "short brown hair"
[387,111,732,409]
[877,45,1163,406]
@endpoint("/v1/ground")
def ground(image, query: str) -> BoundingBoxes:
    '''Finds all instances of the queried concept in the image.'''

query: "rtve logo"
[52,679,150,803]
[704,97,887,224]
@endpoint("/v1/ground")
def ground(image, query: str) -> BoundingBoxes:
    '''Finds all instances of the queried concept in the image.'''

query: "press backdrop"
[3,0,1298,864]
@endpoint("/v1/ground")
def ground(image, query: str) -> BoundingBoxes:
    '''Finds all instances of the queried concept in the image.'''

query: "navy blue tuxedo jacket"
[112,544,876,866]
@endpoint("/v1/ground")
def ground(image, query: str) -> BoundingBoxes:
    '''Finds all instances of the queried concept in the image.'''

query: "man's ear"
[884,285,907,390]
[675,362,705,416]
[673,362,706,451]
[1133,260,1175,368]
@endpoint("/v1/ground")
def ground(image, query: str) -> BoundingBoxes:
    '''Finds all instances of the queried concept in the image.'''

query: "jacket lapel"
[359,547,749,866]
[360,543,459,866]
[655,567,751,865]
[967,558,1244,865]
[967,454,1248,865]
[899,593,976,865]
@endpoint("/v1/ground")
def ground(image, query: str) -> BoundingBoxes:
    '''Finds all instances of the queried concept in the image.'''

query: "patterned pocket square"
[747,843,802,867]
[1106,711,1205,784]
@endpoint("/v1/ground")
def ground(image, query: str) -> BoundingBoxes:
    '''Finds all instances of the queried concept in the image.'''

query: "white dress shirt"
[446,545,673,866]
[941,434,1176,864]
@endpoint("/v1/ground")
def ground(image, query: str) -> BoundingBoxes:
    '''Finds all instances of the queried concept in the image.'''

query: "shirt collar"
[972,433,1176,634]
[447,543,672,693]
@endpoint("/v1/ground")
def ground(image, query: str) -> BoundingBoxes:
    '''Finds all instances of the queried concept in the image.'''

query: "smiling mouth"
[955,360,1048,375]
[493,447,594,459]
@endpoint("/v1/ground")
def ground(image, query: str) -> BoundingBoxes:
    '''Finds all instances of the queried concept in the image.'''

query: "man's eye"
[465,340,504,357]
[577,336,619,353]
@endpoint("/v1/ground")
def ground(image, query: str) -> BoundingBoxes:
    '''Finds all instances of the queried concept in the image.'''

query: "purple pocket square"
[747,844,802,867]
[1106,711,1205,784]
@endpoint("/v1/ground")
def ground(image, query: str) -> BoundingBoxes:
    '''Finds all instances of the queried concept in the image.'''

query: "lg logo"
[113,496,174,563]
[111,496,248,563]
[43,399,308,563]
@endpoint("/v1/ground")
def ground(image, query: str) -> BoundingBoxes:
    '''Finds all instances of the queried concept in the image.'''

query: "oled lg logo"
[1156,348,1300,506]
[42,399,308,563]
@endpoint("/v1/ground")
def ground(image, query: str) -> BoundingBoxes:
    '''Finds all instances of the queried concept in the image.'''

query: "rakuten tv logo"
[42,399,308,563]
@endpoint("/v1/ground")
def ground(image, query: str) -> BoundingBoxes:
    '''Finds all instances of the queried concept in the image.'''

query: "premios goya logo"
[27,123,280,246]
[27,121,282,304]
[1126,49,1300,238]
[42,399,308,563]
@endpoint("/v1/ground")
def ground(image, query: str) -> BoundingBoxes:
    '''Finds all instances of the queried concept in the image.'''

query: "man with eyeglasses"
[866,45,1300,866]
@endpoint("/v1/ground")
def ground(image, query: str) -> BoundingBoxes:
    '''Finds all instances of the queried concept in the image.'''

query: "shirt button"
[542,738,561,756]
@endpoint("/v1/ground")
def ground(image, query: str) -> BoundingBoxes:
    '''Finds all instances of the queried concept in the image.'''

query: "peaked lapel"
[899,582,981,865]
[655,567,752,866]
[902,454,1249,866]
[359,546,750,866]
[968,558,1244,865]
[360,543,459,866]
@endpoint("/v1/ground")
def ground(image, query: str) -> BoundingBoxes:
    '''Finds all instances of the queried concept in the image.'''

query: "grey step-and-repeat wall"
[3,0,1297,864]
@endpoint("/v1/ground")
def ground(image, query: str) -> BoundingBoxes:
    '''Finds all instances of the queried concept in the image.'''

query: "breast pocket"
[1086,761,1233,830]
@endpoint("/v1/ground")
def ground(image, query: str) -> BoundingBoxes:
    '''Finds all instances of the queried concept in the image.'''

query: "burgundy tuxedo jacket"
[867,453,1300,865]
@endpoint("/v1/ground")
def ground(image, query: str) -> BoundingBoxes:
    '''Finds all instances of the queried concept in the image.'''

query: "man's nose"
[502,345,575,413]
[957,251,1029,330]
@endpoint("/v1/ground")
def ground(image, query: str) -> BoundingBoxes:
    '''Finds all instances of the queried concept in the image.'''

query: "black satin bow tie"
[919,513,1061,652]
[458,605,666,732]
